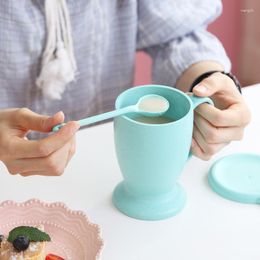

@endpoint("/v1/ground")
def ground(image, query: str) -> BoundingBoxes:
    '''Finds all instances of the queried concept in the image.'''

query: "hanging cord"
[36,0,77,100]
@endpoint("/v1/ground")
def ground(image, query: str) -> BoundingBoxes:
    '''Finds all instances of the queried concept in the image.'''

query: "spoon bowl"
[137,94,170,117]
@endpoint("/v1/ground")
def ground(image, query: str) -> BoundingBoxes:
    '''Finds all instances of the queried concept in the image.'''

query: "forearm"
[175,61,224,93]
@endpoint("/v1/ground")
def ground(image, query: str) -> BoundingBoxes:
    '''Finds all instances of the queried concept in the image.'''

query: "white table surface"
[1,85,260,260]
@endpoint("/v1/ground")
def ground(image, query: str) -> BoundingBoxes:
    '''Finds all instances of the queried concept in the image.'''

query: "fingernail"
[70,121,80,132]
[53,111,64,118]
[194,85,207,93]
[74,121,80,130]
[59,121,79,134]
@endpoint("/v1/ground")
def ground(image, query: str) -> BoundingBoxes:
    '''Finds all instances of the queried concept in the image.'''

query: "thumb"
[16,108,65,132]
[192,72,240,98]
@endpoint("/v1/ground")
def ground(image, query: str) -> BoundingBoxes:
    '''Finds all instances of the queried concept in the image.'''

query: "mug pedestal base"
[112,182,186,220]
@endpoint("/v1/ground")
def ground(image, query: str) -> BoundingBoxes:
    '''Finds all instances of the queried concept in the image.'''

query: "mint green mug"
[112,85,213,220]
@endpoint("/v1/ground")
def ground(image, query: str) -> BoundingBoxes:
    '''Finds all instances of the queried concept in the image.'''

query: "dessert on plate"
[0,199,102,259]
[0,225,49,260]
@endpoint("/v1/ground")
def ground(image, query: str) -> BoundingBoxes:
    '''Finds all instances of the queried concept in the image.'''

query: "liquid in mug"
[134,116,173,124]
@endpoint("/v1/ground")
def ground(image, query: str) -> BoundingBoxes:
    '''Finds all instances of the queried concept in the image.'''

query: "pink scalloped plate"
[0,199,104,260]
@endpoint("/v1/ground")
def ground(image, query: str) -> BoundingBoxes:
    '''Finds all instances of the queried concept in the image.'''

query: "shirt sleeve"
[137,0,231,87]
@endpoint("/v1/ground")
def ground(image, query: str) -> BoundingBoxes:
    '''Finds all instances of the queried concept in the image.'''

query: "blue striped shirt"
[0,0,230,123]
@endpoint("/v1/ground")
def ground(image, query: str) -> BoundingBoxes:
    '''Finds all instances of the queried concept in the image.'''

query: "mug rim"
[115,84,192,126]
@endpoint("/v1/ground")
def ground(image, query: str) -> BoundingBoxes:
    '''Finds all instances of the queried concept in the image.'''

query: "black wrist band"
[189,71,242,94]
[222,72,242,94]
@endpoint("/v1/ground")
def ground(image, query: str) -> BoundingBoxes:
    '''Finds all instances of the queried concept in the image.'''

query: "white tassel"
[36,43,75,100]
[37,0,77,100]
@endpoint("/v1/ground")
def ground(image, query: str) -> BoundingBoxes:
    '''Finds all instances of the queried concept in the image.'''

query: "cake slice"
[0,225,47,260]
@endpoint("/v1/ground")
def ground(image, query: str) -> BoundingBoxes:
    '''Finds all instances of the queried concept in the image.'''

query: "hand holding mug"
[191,72,251,160]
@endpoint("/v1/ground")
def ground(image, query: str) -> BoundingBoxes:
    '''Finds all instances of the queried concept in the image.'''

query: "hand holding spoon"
[52,94,170,132]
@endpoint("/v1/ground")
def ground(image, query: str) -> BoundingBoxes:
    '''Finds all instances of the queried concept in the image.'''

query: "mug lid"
[208,153,260,204]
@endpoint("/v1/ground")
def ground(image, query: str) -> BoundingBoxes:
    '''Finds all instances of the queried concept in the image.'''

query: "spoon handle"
[78,105,136,127]
[52,105,137,132]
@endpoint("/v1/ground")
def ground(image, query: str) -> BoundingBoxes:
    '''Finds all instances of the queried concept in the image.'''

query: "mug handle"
[188,94,214,159]
[189,94,214,109]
